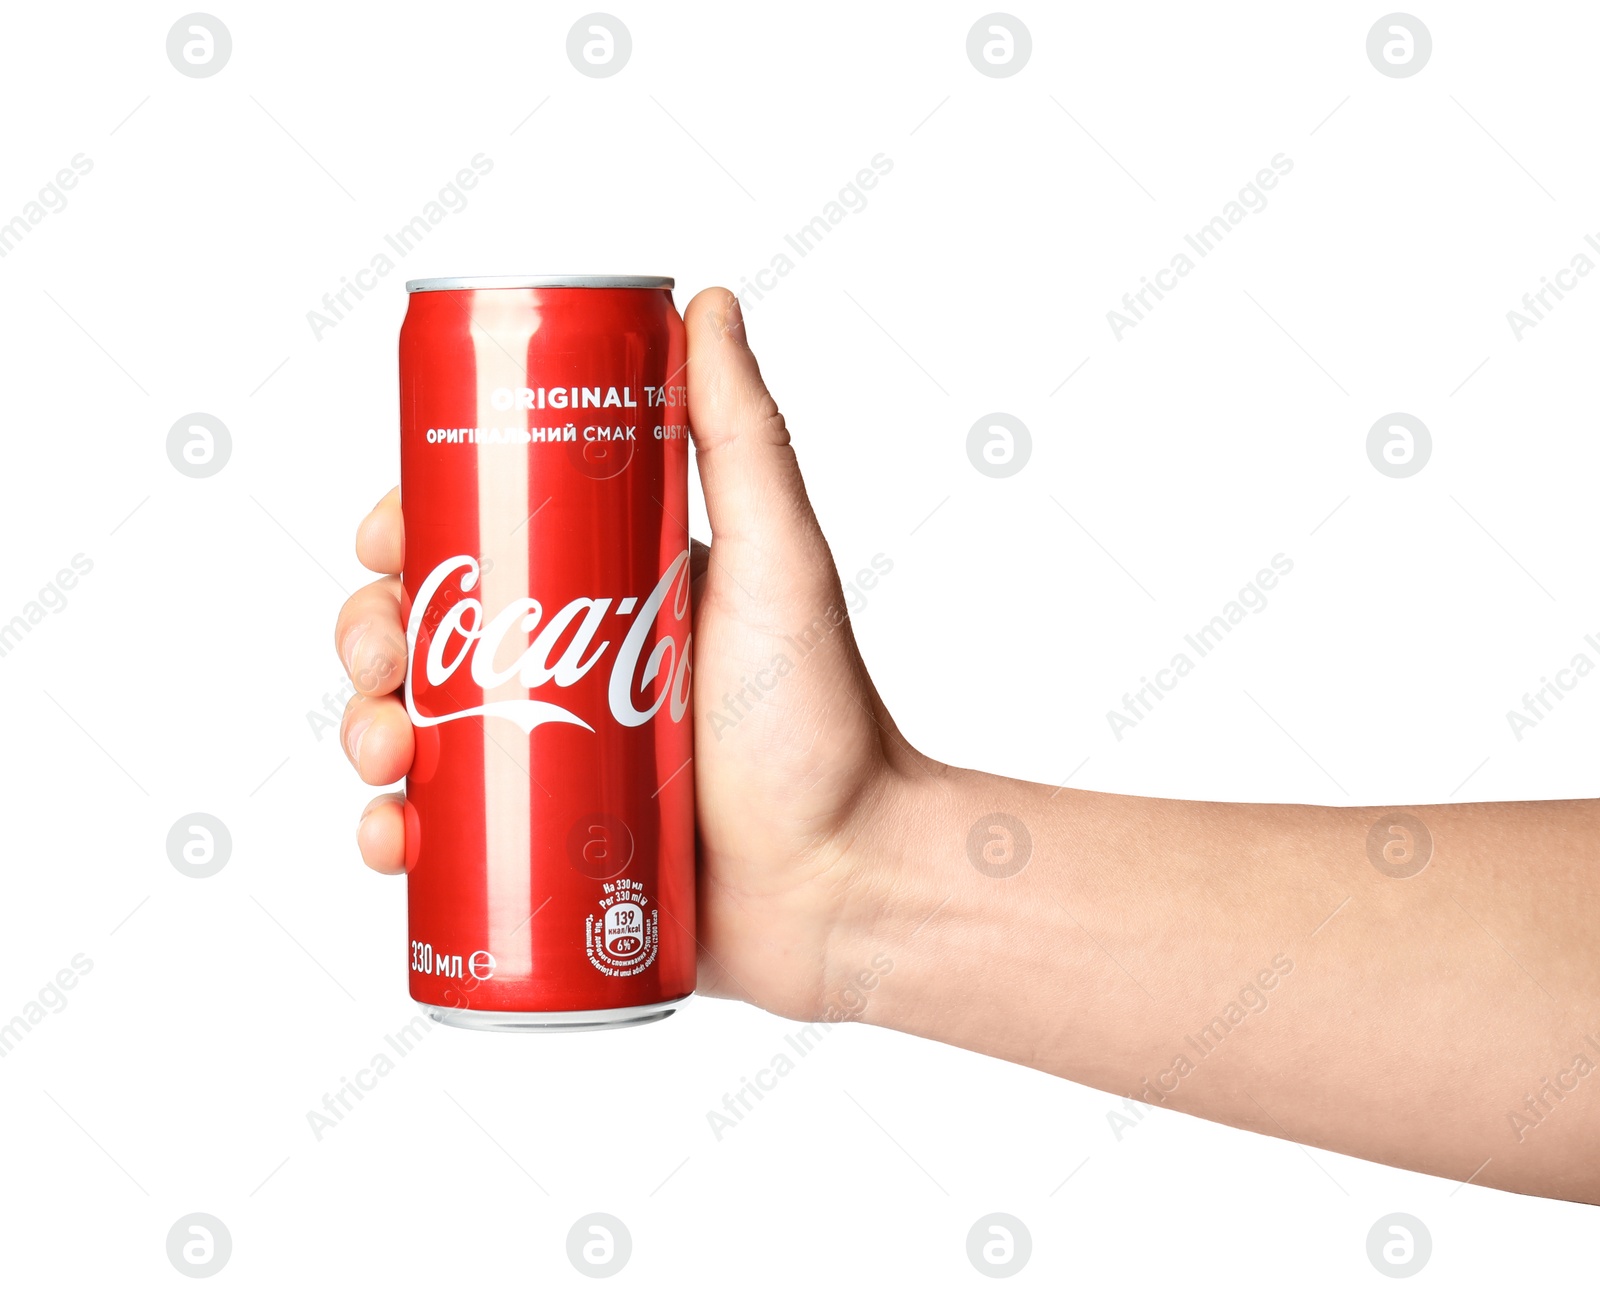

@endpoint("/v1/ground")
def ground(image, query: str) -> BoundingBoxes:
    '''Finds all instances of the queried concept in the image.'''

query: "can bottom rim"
[418,995,690,1033]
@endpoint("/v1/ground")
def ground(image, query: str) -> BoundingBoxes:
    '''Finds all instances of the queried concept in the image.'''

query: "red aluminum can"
[398,275,694,1031]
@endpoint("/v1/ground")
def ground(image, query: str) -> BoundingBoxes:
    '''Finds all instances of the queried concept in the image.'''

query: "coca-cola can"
[398,275,695,1031]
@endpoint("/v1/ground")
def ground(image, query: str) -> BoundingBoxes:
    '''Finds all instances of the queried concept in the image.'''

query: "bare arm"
[337,287,1599,1207]
[830,768,1600,1203]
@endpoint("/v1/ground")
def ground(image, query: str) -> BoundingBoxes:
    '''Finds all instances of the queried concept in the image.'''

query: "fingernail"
[722,293,746,344]
[345,716,373,766]
[341,623,367,674]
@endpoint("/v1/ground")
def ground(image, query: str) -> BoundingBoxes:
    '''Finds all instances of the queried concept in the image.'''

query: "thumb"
[684,288,826,566]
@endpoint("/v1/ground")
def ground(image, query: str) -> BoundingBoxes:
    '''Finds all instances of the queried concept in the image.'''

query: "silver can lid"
[406,275,674,293]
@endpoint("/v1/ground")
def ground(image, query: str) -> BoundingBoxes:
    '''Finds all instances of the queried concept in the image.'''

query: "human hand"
[334,288,929,1022]
[331,288,1600,1204]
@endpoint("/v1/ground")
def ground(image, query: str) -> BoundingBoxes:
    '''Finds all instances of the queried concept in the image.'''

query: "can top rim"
[406,275,674,293]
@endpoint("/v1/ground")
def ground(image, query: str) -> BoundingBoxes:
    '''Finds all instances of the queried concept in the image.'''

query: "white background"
[2,0,1598,1285]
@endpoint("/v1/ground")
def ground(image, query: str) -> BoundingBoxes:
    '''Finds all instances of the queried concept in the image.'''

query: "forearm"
[836,767,1600,1203]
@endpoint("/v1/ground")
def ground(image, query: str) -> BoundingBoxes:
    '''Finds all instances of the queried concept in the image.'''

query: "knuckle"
[753,399,790,448]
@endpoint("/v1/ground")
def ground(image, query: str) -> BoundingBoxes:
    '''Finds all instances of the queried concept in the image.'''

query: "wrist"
[818,760,1090,1062]
[813,761,976,1026]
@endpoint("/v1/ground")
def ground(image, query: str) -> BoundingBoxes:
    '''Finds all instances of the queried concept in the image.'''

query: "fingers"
[350,491,410,875]
[684,289,826,557]
[357,793,407,874]
[340,693,414,785]
[334,577,407,696]
[357,487,403,575]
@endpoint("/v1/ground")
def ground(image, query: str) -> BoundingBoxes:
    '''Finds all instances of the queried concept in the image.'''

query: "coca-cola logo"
[405,551,692,734]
